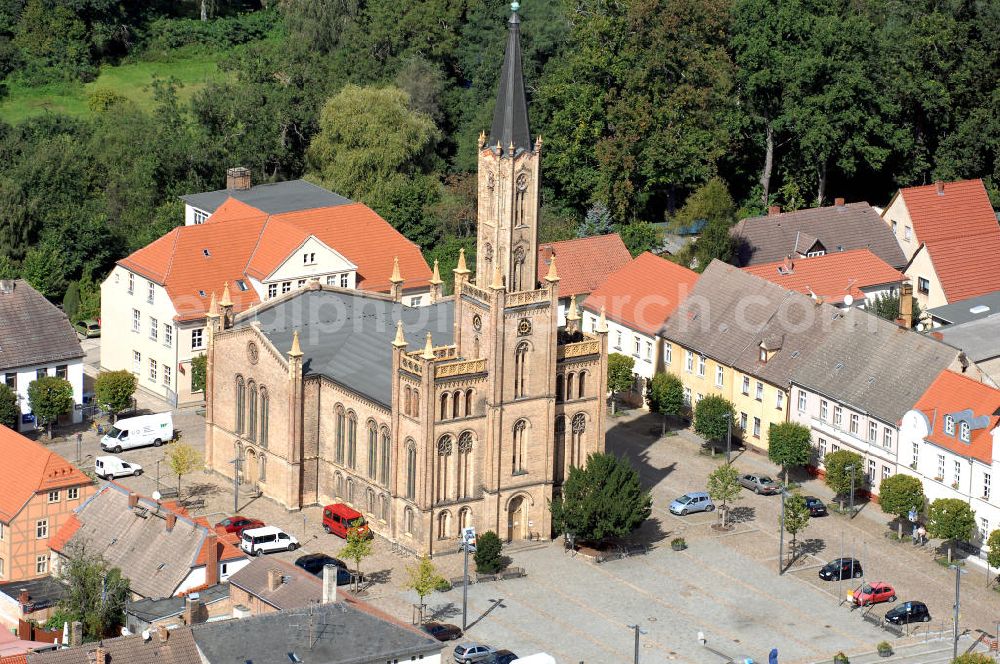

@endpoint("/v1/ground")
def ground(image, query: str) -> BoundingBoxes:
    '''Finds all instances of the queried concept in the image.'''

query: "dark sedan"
[804,496,827,516]
[422,622,464,641]
[885,601,931,625]
[818,557,863,581]
[293,554,352,585]
[490,651,518,664]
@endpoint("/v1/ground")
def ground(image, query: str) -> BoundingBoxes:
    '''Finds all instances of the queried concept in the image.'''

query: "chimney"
[0,280,13,294]
[898,282,913,329]
[322,564,338,604]
[71,621,83,647]
[267,568,283,592]
[17,589,28,606]
[87,647,107,664]
[768,205,781,216]
[935,180,944,195]
[183,595,206,625]
[156,624,169,643]
[165,512,177,532]
[128,492,138,509]
[204,532,220,587]
[226,166,251,191]
[834,197,845,207]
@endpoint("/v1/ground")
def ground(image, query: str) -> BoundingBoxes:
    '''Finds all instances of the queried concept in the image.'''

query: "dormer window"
[759,347,767,363]
[235,280,249,292]
[944,415,954,435]
[960,422,970,442]
[303,252,316,265]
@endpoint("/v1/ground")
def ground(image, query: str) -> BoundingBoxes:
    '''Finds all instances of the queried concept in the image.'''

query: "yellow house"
[659,261,842,451]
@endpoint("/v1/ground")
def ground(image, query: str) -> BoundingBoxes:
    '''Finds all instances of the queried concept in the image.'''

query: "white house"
[537,234,632,327]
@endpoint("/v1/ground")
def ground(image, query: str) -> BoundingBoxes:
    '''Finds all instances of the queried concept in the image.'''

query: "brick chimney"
[18,589,28,606]
[204,532,220,587]
[128,492,138,509]
[935,180,945,195]
[768,205,781,217]
[226,167,251,191]
[267,568,283,592]
[898,282,913,329]
[71,621,83,647]
[87,646,107,664]
[156,624,169,643]
[834,197,845,207]
[183,595,206,625]
[322,564,338,604]
[165,512,176,532]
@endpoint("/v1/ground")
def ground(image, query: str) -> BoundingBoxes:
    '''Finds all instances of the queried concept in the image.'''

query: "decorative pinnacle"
[392,320,407,348]
[289,329,303,358]
[491,263,504,290]
[567,294,581,321]
[508,140,515,156]
[207,291,219,317]
[219,282,233,307]
[544,255,559,283]
[421,332,435,360]
[454,248,470,275]
[430,259,443,285]
[478,130,486,148]
[390,256,403,284]
[596,306,609,334]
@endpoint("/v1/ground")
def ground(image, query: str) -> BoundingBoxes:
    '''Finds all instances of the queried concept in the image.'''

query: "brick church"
[203,6,609,555]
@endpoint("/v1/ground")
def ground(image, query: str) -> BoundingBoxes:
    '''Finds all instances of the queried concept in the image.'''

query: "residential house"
[926,290,1000,327]
[580,252,699,402]
[789,308,965,494]
[0,280,84,433]
[48,484,248,599]
[27,624,200,664]
[932,318,1000,387]
[0,427,93,583]
[742,249,904,309]
[882,179,1000,310]
[125,584,230,635]
[228,557,329,616]
[101,180,432,406]
[659,261,839,450]
[0,577,68,631]
[732,200,906,270]
[537,234,632,325]
[897,370,1000,543]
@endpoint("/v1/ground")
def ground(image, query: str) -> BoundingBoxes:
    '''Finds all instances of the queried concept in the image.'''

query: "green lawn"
[0,52,226,123]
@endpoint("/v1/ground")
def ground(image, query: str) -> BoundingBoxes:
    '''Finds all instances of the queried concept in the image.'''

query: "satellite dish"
[843,294,854,307]
[152,490,162,501]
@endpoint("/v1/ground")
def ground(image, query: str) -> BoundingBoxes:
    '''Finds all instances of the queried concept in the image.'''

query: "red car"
[853,582,896,606]
[215,516,265,535]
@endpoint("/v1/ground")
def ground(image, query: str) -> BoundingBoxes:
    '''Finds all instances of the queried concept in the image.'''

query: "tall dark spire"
[488,2,532,155]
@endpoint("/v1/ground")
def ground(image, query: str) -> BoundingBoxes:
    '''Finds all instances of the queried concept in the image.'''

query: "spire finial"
[596,306,609,333]
[219,282,233,307]
[430,259,443,285]
[488,2,531,154]
[567,294,581,321]
[544,255,559,283]
[421,332,435,360]
[454,248,470,275]
[491,263,504,290]
[511,1,520,12]
[289,330,303,358]
[207,291,219,317]
[392,320,407,348]
[390,256,403,284]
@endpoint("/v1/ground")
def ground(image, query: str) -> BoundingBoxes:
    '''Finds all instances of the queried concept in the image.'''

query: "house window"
[326,275,335,285]
[752,417,761,438]
[191,329,204,350]
[268,284,278,298]
[755,382,763,401]
[149,317,158,341]
[715,366,724,387]
[164,324,173,347]
[742,376,750,395]
[904,226,912,241]
[833,406,842,427]
[849,414,859,434]
[68,487,78,500]
[985,474,991,500]
[282,281,291,293]
[917,277,929,294]
[832,443,840,452]
[818,437,827,458]
[696,393,703,404]
[683,387,692,405]
[132,309,140,333]
[798,390,807,412]
[944,415,954,435]
[697,355,706,377]
[820,400,829,421]
[55,365,67,379]
[980,518,990,540]
[149,359,157,383]
[867,459,875,482]
[882,427,892,448]
[936,454,945,480]
[297,279,306,288]
[409,296,422,307]
[775,391,784,410]
[882,465,891,481]
[36,369,46,380]
[686,351,694,372]
[739,412,747,430]
[615,331,622,349]
[759,347,767,362]
[868,421,877,442]
[193,209,208,224]
[303,252,316,265]
[47,490,59,503]
[960,422,970,442]
[36,555,47,574]
[664,343,672,365]
[163,365,172,387]
[36,520,47,538]
[806,250,825,257]
[911,442,919,468]
[633,337,640,356]
[891,220,898,234]
[405,442,416,500]
[645,341,652,361]
[954,460,962,487]
[340,273,348,288]
[147,281,155,304]
[127,273,134,294]
[132,351,141,374]
[4,374,14,391]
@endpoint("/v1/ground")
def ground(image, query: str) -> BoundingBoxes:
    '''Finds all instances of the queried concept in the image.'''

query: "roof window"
[970,305,990,315]
[960,422,971,442]
[944,415,954,435]
[203,249,211,257]
[198,290,206,297]
[236,280,249,292]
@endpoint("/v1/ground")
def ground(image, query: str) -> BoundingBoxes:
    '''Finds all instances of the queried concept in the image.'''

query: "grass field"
[0,50,228,124]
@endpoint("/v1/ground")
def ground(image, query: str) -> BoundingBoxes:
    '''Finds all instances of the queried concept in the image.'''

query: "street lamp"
[155,459,163,491]
[726,414,732,465]
[845,464,856,518]
[626,623,647,664]
[228,456,242,513]
[949,564,968,660]
[778,489,788,575]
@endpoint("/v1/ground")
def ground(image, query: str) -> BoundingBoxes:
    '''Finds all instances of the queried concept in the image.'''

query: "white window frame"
[128,273,134,294]
[149,358,157,383]
[47,490,59,503]
[282,281,292,293]
[868,421,878,443]
[163,364,172,387]
[132,351,141,374]
[775,391,784,410]
[882,427,892,449]
[985,473,991,500]
[193,209,208,225]
[797,390,807,412]
[752,417,761,438]
[742,376,750,396]
[936,454,945,480]
[850,413,859,434]
[340,273,349,288]
[36,519,47,539]
[664,343,672,365]
[268,283,278,298]
[191,329,204,350]
[633,337,640,357]
[68,487,79,500]
[149,316,158,341]
[132,309,140,333]
[715,366,724,387]
[833,405,843,427]
[960,422,970,442]
[685,351,694,373]
[164,324,173,348]
[820,400,829,421]
[645,341,652,361]
[697,355,706,377]
[755,382,763,401]
[954,460,962,486]
[147,280,155,304]
[944,415,954,435]
[911,442,919,468]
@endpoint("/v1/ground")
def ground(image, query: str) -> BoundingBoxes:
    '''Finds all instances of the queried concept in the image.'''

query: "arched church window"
[259,387,269,448]
[458,432,474,499]
[437,435,453,502]
[512,419,527,474]
[235,376,245,433]
[347,412,357,469]
[367,420,377,479]
[514,342,529,398]
[405,439,416,500]
[379,427,391,486]
[440,392,449,420]
[335,405,345,464]
[247,382,257,442]
[578,371,587,399]
[571,413,587,468]
[512,245,526,291]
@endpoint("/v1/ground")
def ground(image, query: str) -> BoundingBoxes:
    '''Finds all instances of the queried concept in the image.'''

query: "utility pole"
[229,456,241,513]
[845,464,856,518]
[626,623,647,664]
[950,564,967,660]
[778,489,787,575]
[726,415,732,465]
[461,526,476,632]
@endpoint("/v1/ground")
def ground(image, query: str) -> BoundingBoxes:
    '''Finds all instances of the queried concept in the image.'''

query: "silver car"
[454,643,496,663]
[738,473,781,495]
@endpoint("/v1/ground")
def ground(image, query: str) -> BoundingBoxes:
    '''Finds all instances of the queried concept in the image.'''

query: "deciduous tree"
[781,494,811,561]
[405,555,446,620]
[341,519,373,590]
[93,370,137,423]
[165,443,202,496]
[647,372,686,434]
[473,530,504,574]
[27,375,73,438]
[53,544,129,639]
[191,354,207,394]
[606,353,635,415]
[987,530,1000,587]
[767,422,812,485]
[823,450,865,509]
[926,498,976,563]
[707,463,741,527]
[878,474,925,538]
[693,395,735,451]
[0,384,18,430]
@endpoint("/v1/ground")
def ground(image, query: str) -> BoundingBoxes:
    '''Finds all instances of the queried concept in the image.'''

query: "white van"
[511,655,556,664]
[95,455,143,480]
[100,413,174,452]
[240,526,299,556]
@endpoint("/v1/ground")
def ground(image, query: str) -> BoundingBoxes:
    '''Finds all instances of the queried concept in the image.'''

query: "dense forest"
[0,0,996,313]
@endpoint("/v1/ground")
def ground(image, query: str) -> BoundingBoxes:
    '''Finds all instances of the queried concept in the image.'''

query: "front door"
[507,496,526,542]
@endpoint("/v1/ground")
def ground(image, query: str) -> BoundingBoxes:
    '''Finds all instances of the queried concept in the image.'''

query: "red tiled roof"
[119,200,430,322]
[899,179,998,245]
[0,427,91,523]
[742,249,904,303]
[914,370,1000,464]
[582,252,699,336]
[537,234,632,297]
[918,230,1000,302]
[0,654,28,664]
[47,513,81,553]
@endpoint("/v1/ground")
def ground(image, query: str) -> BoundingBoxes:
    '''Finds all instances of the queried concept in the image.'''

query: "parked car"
[454,643,496,663]
[421,622,463,641]
[490,650,518,664]
[100,412,173,452]
[804,496,827,516]
[818,558,863,581]
[669,492,715,515]
[322,503,370,539]
[74,319,101,338]
[853,582,896,606]
[240,526,299,556]
[294,554,352,585]
[885,601,931,625]
[738,474,781,495]
[215,516,265,535]
[95,455,142,479]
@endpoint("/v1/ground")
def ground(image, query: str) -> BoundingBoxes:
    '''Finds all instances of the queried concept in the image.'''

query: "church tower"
[476,2,541,292]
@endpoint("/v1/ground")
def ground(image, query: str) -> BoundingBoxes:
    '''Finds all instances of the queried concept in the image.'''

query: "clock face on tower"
[517,318,532,336]
[473,314,482,331]
[247,341,259,364]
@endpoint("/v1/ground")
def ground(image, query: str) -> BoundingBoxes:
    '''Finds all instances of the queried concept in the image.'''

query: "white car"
[240,526,299,556]
[95,455,143,480]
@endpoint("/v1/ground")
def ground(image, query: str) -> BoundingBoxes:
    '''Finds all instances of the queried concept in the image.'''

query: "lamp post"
[845,464,856,517]
[460,526,476,632]
[778,489,788,575]
[949,564,967,660]
[155,459,163,491]
[228,456,241,513]
[626,623,647,664]
[726,414,732,465]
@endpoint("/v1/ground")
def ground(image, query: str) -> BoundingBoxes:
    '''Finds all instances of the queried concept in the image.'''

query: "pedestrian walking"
[912,523,919,545]
[917,525,927,546]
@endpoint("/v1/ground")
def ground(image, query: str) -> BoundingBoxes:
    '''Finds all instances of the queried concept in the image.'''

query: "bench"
[155,487,179,499]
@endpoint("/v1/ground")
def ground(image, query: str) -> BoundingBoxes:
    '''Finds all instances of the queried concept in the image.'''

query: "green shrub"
[474,531,504,574]
[141,13,274,53]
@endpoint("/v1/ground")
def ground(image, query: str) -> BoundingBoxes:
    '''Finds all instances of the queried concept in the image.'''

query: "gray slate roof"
[228,557,321,610]
[180,179,351,216]
[28,626,201,664]
[791,307,959,424]
[0,575,68,611]
[732,203,906,269]
[245,289,455,407]
[933,317,1000,362]
[659,261,840,387]
[927,290,1000,325]
[62,484,208,599]
[488,10,532,153]
[127,583,229,624]
[191,602,441,664]
[0,279,83,372]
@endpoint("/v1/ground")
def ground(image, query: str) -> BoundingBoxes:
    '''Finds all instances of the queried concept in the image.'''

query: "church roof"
[488,6,532,154]
[247,289,455,407]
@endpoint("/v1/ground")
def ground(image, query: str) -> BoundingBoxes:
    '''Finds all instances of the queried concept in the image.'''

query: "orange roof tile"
[193,530,244,566]
[537,234,632,297]
[918,230,1000,302]
[47,514,81,553]
[0,654,28,664]
[899,179,998,245]
[582,252,699,336]
[742,249,904,303]
[0,427,91,523]
[913,370,1000,464]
